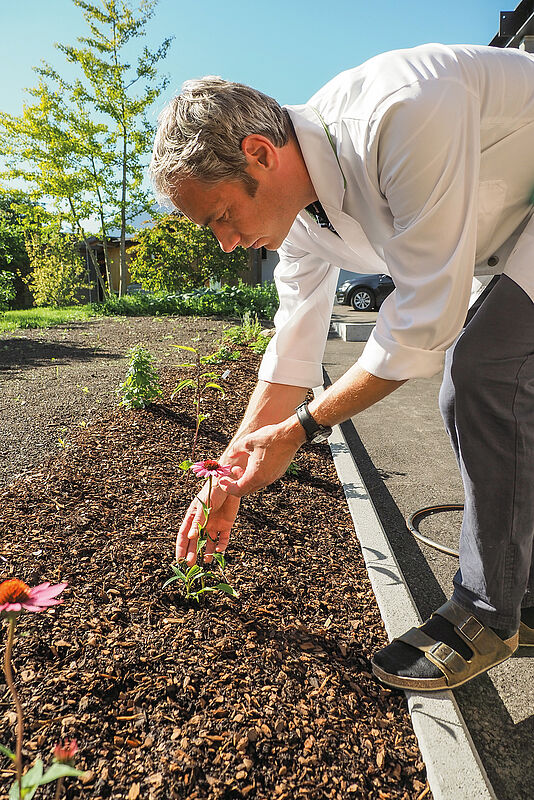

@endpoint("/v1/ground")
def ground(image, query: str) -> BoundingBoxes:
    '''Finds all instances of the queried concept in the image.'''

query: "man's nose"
[212,224,240,253]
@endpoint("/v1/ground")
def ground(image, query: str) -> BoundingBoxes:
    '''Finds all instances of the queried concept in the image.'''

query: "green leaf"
[172,345,197,352]
[212,552,226,569]
[171,379,195,397]
[179,459,193,471]
[0,744,15,761]
[40,762,84,784]
[215,583,239,598]
[9,758,44,799]
[204,382,225,394]
[186,564,202,579]
[162,574,182,588]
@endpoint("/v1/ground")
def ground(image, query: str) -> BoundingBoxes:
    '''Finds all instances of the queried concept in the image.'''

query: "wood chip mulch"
[0,346,429,800]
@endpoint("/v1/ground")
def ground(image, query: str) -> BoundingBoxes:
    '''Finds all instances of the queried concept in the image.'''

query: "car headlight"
[338,281,351,291]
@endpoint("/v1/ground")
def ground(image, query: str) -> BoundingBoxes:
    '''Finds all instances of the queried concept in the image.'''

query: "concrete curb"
[330,320,374,342]
[314,386,497,800]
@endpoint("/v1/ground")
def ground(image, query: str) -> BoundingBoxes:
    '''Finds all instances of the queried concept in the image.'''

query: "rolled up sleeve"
[258,218,338,388]
[357,78,480,380]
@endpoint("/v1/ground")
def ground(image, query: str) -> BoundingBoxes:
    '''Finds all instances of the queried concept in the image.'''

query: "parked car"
[336,273,395,311]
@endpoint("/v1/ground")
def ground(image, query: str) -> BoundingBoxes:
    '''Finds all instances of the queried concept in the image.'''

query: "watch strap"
[295,402,332,442]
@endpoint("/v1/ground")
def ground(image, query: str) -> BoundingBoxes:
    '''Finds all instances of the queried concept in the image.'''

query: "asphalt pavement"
[324,304,534,800]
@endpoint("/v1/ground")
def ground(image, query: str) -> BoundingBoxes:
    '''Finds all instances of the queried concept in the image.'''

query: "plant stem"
[191,352,201,460]
[54,776,64,800]
[4,617,23,798]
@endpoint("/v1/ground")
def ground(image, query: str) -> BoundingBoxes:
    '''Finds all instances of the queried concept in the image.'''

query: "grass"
[0,305,96,332]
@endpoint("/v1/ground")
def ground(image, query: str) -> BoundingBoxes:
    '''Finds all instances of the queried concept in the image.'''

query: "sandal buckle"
[429,642,457,667]
[458,616,484,641]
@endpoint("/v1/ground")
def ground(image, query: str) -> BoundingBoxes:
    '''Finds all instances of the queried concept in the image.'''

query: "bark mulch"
[0,329,429,800]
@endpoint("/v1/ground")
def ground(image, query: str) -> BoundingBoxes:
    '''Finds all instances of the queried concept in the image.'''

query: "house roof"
[489,0,534,47]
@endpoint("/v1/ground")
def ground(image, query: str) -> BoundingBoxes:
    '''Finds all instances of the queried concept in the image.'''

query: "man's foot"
[372,599,518,691]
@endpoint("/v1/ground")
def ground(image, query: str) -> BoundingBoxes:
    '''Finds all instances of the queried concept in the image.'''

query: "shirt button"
[487,256,499,267]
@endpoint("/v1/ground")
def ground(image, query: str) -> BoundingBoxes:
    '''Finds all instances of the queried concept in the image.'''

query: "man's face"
[171,172,298,253]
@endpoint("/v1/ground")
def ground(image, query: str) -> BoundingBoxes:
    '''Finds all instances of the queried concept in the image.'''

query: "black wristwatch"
[295,402,332,443]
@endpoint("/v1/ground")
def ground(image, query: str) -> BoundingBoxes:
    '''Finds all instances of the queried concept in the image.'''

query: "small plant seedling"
[164,460,238,603]
[117,345,162,410]
[285,461,301,477]
[171,346,225,460]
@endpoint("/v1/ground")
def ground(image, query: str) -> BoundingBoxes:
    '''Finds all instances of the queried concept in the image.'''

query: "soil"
[0,317,429,800]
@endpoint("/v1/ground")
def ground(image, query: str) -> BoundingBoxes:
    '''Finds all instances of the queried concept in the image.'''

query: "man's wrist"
[281,414,308,447]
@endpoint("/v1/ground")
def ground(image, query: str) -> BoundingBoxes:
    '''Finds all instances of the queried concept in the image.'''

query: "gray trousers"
[439,274,534,630]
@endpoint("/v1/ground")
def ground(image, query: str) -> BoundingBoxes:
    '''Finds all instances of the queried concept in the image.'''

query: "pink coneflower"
[0,579,67,616]
[53,738,78,764]
[191,459,233,479]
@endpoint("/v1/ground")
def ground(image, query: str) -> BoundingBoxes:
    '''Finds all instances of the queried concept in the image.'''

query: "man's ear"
[241,134,279,171]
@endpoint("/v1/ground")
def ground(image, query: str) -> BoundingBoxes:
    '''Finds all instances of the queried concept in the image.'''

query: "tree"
[0,78,110,298]
[129,215,249,292]
[0,0,172,297]
[58,0,173,295]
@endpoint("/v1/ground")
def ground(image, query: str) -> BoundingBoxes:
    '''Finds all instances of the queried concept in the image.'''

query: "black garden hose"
[407,504,463,558]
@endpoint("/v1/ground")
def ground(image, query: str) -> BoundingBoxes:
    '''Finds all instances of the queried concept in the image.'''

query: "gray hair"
[149,76,290,201]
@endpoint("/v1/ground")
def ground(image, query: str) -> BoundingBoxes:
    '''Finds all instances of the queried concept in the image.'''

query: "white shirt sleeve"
[357,78,480,380]
[258,217,339,388]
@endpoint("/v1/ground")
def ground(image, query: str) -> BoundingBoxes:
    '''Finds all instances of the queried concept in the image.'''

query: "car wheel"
[350,288,375,311]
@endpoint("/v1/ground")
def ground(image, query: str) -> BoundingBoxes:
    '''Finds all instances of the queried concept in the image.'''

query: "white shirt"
[258,44,534,387]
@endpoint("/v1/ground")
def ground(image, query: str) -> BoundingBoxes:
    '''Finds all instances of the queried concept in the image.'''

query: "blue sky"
[2,0,506,121]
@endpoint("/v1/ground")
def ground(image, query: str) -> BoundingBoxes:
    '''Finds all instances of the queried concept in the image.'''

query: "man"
[150,43,534,692]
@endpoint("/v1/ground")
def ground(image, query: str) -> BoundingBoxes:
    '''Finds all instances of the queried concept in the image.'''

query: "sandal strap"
[432,599,505,656]
[396,627,468,676]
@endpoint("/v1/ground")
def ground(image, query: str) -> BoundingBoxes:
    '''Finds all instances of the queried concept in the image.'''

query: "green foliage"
[0,305,94,332]
[164,547,237,603]
[0,0,172,297]
[129,214,248,292]
[0,192,31,275]
[117,345,162,409]
[23,225,86,307]
[94,282,279,319]
[6,758,83,799]
[0,271,16,311]
[222,311,272,355]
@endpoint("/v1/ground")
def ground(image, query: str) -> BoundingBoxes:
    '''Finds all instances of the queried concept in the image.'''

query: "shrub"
[0,270,16,311]
[130,215,248,292]
[24,226,86,307]
[117,346,162,409]
[94,281,279,321]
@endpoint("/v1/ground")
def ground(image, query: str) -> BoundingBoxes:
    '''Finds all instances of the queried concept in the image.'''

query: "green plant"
[222,311,271,355]
[129,214,248,292]
[172,345,224,459]
[117,346,162,409]
[92,281,279,320]
[164,460,238,602]
[0,270,16,311]
[285,460,301,477]
[24,226,86,308]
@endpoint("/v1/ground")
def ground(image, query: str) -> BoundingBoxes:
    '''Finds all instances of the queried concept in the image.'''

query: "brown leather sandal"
[519,621,534,646]
[372,599,518,691]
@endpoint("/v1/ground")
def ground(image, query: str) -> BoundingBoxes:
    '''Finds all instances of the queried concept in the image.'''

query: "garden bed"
[0,319,429,799]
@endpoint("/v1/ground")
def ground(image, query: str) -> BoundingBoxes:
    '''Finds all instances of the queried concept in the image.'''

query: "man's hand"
[176,480,241,566]
[218,419,306,497]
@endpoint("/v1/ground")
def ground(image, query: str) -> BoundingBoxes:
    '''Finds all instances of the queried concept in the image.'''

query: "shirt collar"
[284,104,346,214]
